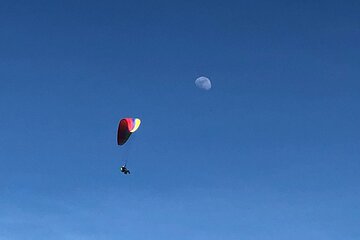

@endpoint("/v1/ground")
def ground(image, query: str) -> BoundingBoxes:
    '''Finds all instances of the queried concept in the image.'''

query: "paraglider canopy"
[117,118,141,145]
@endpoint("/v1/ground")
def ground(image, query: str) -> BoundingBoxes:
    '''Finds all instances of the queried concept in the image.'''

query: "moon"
[195,76,212,90]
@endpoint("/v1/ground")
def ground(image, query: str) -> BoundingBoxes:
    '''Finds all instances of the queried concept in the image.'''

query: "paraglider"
[117,118,141,175]
[195,76,212,90]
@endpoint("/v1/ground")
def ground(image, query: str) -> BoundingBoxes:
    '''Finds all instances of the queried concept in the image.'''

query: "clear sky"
[1,0,360,239]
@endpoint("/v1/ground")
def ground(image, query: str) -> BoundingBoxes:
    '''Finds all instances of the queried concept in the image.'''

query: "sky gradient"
[1,0,360,239]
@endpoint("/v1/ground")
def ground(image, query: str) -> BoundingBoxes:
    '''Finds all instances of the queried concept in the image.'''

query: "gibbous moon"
[195,76,212,90]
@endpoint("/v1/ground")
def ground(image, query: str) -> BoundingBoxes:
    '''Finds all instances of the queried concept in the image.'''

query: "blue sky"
[1,0,360,239]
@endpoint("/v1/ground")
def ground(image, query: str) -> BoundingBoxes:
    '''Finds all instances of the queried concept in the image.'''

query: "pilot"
[120,165,130,174]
